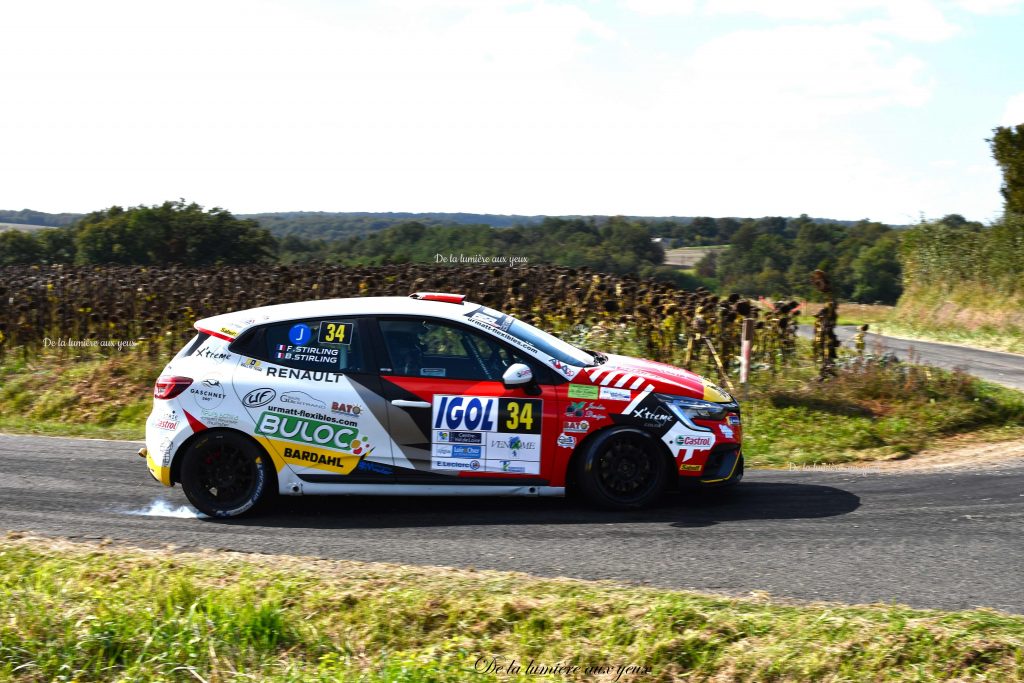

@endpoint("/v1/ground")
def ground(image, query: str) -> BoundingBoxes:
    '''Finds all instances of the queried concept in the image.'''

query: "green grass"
[887,285,1024,355]
[0,351,151,440]
[1,537,1023,682]
[828,302,898,327]
[741,357,1024,467]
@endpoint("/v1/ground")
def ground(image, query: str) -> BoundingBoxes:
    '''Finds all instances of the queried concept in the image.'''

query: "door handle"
[391,400,431,408]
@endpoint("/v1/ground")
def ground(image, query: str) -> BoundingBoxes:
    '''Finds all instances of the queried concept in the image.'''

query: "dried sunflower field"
[0,264,804,381]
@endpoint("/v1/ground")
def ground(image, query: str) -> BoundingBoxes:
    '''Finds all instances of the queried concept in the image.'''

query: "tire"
[179,431,272,518]
[574,428,668,510]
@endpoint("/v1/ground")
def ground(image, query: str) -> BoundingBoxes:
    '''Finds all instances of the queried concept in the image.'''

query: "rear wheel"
[575,429,668,509]
[179,432,272,518]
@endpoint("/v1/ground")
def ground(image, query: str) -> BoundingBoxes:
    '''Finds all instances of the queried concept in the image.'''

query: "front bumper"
[678,446,743,487]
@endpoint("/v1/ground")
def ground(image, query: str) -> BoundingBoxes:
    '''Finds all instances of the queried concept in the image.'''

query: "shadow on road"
[211,481,859,530]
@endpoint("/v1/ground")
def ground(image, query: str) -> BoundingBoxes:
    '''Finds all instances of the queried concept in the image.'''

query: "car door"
[229,316,395,482]
[373,316,560,483]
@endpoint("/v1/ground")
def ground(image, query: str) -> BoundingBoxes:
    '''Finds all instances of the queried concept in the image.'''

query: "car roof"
[194,296,478,341]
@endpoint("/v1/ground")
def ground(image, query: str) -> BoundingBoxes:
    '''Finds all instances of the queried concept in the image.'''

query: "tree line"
[4,119,1022,306]
[0,201,904,301]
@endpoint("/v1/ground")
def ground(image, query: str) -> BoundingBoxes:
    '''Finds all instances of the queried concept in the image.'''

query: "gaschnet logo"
[189,375,226,408]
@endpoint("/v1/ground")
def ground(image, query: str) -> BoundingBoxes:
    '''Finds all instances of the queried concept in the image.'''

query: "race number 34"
[318,321,353,345]
[498,398,542,434]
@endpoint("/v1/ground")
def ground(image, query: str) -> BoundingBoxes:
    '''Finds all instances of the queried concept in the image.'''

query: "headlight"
[657,393,737,431]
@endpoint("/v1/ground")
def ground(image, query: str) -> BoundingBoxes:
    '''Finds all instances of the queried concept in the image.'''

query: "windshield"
[465,306,595,367]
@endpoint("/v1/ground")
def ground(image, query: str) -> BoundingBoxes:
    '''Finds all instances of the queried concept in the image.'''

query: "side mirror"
[502,363,534,387]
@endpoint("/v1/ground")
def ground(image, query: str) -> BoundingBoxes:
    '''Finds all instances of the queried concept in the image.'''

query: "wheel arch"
[170,427,278,489]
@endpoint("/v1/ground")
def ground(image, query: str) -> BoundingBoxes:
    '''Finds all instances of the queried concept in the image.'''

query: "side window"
[379,318,526,381]
[249,318,369,373]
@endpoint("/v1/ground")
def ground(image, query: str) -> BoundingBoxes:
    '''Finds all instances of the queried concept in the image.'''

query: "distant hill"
[0,209,81,228]
[239,211,547,240]
[0,222,54,232]
[0,208,882,241]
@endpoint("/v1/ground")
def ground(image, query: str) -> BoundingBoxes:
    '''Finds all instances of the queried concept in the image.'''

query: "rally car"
[140,293,743,517]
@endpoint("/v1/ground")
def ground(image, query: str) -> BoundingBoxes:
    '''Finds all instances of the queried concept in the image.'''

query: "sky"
[1,0,1023,224]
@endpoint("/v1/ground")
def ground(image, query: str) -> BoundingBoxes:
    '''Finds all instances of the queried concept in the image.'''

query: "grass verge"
[829,289,1024,355]
[741,357,1024,467]
[0,351,151,440]
[2,536,1023,682]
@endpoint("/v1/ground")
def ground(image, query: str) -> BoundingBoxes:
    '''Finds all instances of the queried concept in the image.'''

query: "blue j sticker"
[288,323,312,346]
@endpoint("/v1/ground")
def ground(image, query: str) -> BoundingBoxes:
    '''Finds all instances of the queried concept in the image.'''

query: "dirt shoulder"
[854,434,1024,472]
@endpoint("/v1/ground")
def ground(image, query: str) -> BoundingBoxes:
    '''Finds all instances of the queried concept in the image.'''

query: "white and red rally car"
[140,293,743,517]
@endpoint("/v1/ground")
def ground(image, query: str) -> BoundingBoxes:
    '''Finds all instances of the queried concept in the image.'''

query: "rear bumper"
[140,442,173,487]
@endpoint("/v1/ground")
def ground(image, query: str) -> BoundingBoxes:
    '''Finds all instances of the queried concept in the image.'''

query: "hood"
[578,353,733,403]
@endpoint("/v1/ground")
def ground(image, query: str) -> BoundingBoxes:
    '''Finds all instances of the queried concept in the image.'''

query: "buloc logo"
[433,396,497,432]
[256,411,367,454]
[243,388,276,407]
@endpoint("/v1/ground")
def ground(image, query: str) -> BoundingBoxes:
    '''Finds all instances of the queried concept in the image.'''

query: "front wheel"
[574,429,668,510]
[179,432,272,518]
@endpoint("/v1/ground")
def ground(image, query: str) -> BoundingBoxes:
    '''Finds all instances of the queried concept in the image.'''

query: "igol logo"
[243,388,276,408]
[433,396,496,431]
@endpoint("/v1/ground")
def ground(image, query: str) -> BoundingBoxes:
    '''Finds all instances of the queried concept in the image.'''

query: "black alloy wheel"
[179,431,271,518]
[575,429,667,509]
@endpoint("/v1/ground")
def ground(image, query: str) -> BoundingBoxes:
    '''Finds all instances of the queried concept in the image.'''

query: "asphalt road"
[798,324,1024,390]
[3,434,1023,613]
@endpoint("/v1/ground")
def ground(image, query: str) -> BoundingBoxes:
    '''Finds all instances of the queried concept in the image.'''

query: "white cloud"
[1002,93,1024,125]
[620,0,697,16]
[953,0,1024,14]
[704,0,959,41]
[677,25,933,117]
[703,0,886,21]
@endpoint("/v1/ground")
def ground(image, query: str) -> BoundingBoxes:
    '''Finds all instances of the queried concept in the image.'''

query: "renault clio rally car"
[140,293,743,517]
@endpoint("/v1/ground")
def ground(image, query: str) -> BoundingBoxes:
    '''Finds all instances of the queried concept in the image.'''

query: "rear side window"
[176,333,209,359]
[244,318,369,373]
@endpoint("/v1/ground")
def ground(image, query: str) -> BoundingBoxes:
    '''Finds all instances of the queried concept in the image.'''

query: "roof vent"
[410,292,466,304]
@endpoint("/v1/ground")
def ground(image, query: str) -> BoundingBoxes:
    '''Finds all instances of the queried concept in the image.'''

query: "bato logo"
[331,401,363,417]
